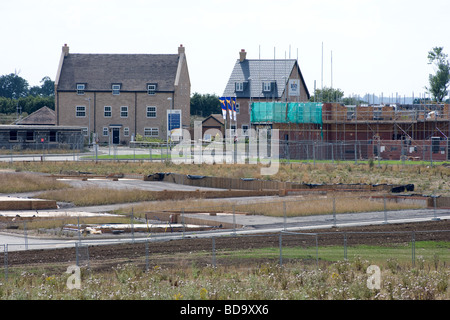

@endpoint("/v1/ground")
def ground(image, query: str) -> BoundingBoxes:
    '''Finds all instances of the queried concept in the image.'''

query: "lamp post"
[85,97,91,146]
[167,97,173,154]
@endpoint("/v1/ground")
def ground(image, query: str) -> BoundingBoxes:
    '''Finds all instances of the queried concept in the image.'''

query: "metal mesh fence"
[1,229,448,281]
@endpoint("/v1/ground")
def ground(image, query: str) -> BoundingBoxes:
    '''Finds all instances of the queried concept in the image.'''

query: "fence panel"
[279,232,319,267]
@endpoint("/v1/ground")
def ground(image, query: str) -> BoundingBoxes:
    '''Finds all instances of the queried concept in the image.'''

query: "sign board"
[288,79,300,97]
[167,109,182,139]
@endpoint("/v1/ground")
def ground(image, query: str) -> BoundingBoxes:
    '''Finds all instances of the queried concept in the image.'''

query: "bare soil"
[2,219,448,273]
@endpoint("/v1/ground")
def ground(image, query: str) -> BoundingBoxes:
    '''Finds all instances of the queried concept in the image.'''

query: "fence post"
[331,143,334,164]
[313,142,316,167]
[283,201,287,231]
[411,231,415,267]
[332,197,336,227]
[181,207,185,239]
[130,208,135,243]
[77,216,81,243]
[145,240,149,272]
[315,234,319,268]
[232,204,236,236]
[3,244,8,282]
[75,242,79,267]
[383,195,388,224]
[432,196,440,221]
[279,233,283,267]
[23,221,28,250]
[344,232,347,260]
[212,237,216,268]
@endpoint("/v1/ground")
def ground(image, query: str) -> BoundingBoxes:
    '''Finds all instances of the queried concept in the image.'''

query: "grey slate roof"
[223,59,308,98]
[57,54,180,92]
[16,106,56,125]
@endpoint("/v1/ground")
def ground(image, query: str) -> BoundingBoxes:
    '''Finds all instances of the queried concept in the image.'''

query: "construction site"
[250,102,450,162]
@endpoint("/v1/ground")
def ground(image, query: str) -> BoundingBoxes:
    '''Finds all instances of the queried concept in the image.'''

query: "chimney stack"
[178,44,185,54]
[239,49,247,62]
[62,44,69,56]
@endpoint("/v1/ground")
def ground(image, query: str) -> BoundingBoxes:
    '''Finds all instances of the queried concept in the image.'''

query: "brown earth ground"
[2,219,449,273]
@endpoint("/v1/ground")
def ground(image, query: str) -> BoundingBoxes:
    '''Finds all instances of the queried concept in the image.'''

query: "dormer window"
[147,84,157,95]
[112,84,121,95]
[263,82,272,92]
[77,84,85,95]
[235,82,244,92]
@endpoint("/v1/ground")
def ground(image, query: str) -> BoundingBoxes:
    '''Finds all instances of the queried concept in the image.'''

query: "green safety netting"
[250,102,323,124]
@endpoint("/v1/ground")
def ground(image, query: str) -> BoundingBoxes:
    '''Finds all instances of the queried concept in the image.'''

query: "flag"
[232,97,237,121]
[220,97,227,119]
[226,97,232,118]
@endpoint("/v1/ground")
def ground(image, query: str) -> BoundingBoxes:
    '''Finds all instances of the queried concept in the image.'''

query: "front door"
[112,128,120,144]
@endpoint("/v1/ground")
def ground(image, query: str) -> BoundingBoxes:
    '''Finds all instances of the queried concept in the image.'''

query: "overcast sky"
[2,0,450,99]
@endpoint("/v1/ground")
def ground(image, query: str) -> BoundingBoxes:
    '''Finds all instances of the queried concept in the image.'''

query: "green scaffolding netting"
[250,102,323,124]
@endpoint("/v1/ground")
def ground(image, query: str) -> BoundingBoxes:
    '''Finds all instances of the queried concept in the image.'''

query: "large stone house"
[55,44,190,144]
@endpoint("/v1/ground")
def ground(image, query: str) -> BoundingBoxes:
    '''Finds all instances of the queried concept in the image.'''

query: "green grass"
[1,241,448,300]
[215,241,450,265]
[81,153,172,160]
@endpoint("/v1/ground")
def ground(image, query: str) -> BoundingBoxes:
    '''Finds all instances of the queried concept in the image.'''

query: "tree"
[29,76,54,97]
[309,87,344,103]
[426,47,450,102]
[190,92,220,116]
[0,73,29,99]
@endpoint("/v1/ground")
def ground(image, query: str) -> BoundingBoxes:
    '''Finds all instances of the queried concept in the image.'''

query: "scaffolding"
[249,102,450,161]
[250,102,323,124]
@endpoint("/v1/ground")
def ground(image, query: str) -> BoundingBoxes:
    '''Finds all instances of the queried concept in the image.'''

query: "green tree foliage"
[426,47,450,102]
[190,92,220,116]
[309,87,344,103]
[29,76,55,97]
[0,74,55,115]
[0,73,29,99]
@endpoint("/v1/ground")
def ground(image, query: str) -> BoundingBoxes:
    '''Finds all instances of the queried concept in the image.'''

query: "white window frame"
[77,84,85,95]
[144,127,159,137]
[104,106,112,118]
[147,84,156,95]
[146,106,157,118]
[112,84,121,95]
[124,127,129,137]
[120,106,128,118]
[263,82,272,92]
[76,106,86,117]
[235,82,244,92]
[103,127,109,136]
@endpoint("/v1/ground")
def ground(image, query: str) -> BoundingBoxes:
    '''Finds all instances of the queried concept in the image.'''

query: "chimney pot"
[239,49,247,62]
[62,44,69,56]
[178,44,185,54]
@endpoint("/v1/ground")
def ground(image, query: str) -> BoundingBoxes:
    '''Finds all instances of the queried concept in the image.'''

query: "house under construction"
[250,101,450,162]
[222,49,449,162]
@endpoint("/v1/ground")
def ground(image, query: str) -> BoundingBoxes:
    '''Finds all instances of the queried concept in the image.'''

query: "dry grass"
[2,161,450,195]
[122,194,424,218]
[0,171,70,193]
[38,187,158,207]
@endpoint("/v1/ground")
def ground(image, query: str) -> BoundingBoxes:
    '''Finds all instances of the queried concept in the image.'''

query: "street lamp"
[85,97,91,146]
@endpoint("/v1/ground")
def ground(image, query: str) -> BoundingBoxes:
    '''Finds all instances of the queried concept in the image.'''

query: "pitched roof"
[57,54,180,92]
[16,106,56,125]
[223,59,309,99]
[202,114,225,125]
